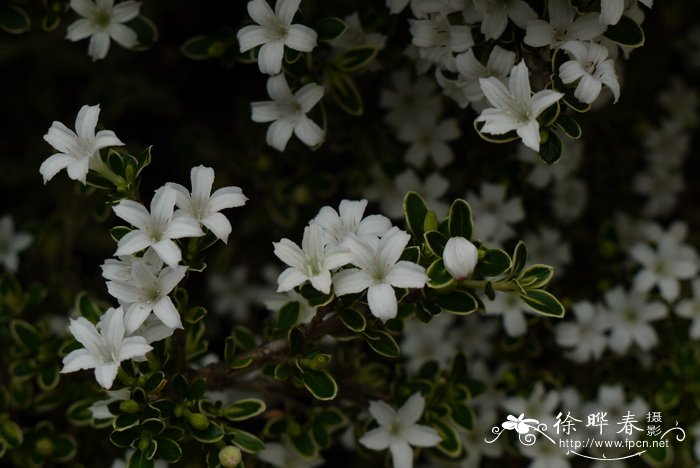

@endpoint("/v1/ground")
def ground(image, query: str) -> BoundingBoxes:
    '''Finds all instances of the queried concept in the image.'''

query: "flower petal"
[367,283,397,321]
[332,268,373,296]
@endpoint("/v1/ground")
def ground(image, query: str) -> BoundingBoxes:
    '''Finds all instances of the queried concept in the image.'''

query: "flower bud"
[186,411,210,430]
[443,237,478,280]
[218,445,242,467]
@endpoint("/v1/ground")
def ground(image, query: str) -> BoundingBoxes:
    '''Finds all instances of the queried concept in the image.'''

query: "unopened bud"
[186,412,210,430]
[443,237,478,280]
[119,399,140,414]
[218,445,242,467]
[35,437,54,457]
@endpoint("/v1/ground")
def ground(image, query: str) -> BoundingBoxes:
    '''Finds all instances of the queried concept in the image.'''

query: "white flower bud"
[443,237,478,280]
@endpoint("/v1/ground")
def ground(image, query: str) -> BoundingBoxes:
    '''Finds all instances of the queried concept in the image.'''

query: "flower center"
[94,9,112,28]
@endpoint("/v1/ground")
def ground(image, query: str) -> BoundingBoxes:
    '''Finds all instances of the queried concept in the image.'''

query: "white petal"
[165,212,204,239]
[274,238,305,268]
[403,424,442,447]
[309,270,332,294]
[94,363,120,389]
[88,31,111,61]
[357,215,392,238]
[68,317,102,354]
[508,61,532,105]
[209,186,247,211]
[113,200,151,229]
[39,154,74,183]
[479,77,515,111]
[118,337,153,361]
[575,74,602,104]
[367,283,397,322]
[190,165,215,205]
[277,267,308,291]
[369,400,396,426]
[70,0,97,18]
[600,0,625,26]
[530,90,564,117]
[294,116,324,147]
[477,109,520,134]
[258,40,285,75]
[359,427,391,451]
[158,266,187,294]
[153,297,183,329]
[115,230,152,256]
[109,24,138,49]
[66,18,97,41]
[386,262,427,288]
[152,239,182,267]
[295,83,324,113]
[524,21,554,48]
[398,393,425,426]
[125,304,152,333]
[332,268,373,295]
[66,157,91,183]
[150,187,176,225]
[202,212,232,242]
[247,0,277,29]
[267,73,294,101]
[390,441,414,468]
[285,24,317,52]
[559,61,586,84]
[275,0,301,25]
[266,119,294,151]
[111,1,140,23]
[94,130,124,149]
[516,120,541,152]
[378,228,411,270]
[252,101,284,122]
[237,25,268,52]
[61,349,100,373]
[44,121,79,154]
[103,307,126,348]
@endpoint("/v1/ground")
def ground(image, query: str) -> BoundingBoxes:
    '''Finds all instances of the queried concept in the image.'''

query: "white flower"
[472,0,537,40]
[559,40,620,104]
[675,279,700,339]
[443,237,478,280]
[630,222,697,302]
[208,266,258,321]
[66,0,141,61]
[583,385,647,442]
[488,291,530,337]
[251,74,325,151]
[386,0,410,14]
[0,215,32,272]
[468,182,524,245]
[524,0,604,49]
[259,436,323,468]
[600,0,624,26]
[113,186,204,268]
[333,227,427,321]
[329,12,387,52]
[106,257,188,332]
[503,382,560,428]
[555,301,609,362]
[313,199,391,249]
[476,61,564,152]
[523,227,572,273]
[166,165,247,244]
[61,307,152,389]
[603,286,667,354]
[552,177,588,224]
[273,222,353,294]
[398,117,460,168]
[454,45,517,105]
[237,0,317,75]
[380,70,441,129]
[41,104,124,184]
[401,314,455,372]
[364,167,449,220]
[409,16,474,70]
[359,393,442,468]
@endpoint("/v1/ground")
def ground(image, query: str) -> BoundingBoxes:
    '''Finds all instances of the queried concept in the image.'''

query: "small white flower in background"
[523,227,572,273]
[518,138,583,189]
[583,385,647,442]
[634,167,685,218]
[329,12,387,52]
[476,60,564,152]
[0,215,32,272]
[555,301,609,363]
[41,104,124,184]
[113,186,204,268]
[132,314,176,345]
[401,314,455,372]
[449,45,517,107]
[643,120,692,169]
[675,279,700,339]
[101,248,162,283]
[398,116,460,168]
[166,165,247,244]
[472,0,537,40]
[208,266,259,321]
[364,167,449,220]
[333,227,428,322]
[409,16,474,70]
[524,0,604,49]
[468,182,524,245]
[61,307,152,389]
[273,222,353,294]
[359,392,442,468]
[488,291,530,337]
[656,77,699,128]
[66,0,141,61]
[380,70,442,129]
[552,177,588,224]
[630,222,697,302]
[258,436,323,468]
[106,258,187,332]
[603,286,667,354]
[503,382,561,428]
[313,199,391,249]
[443,237,478,280]
[559,40,620,104]
[89,388,130,420]
[251,74,325,152]
[237,0,317,75]
[448,315,498,361]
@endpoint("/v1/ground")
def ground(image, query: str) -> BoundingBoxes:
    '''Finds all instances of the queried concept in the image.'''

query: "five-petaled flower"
[61,307,152,389]
[559,40,620,104]
[167,165,248,244]
[66,0,141,61]
[41,104,124,184]
[359,392,442,468]
[476,60,564,152]
[237,0,318,75]
[251,74,325,152]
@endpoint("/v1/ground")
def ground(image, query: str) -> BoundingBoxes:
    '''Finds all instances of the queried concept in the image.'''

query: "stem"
[90,151,125,187]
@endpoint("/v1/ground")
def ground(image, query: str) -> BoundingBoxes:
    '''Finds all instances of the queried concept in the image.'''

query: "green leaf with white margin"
[424,230,447,257]
[333,46,379,72]
[474,249,511,277]
[222,399,267,421]
[604,15,645,48]
[338,307,366,332]
[426,259,454,289]
[314,17,347,42]
[329,71,363,115]
[431,419,461,457]
[10,319,40,352]
[433,290,478,315]
[509,241,527,279]
[0,4,30,34]
[181,35,218,60]
[154,437,182,463]
[125,16,158,51]
[473,120,519,144]
[518,264,554,290]
[403,191,429,241]
[520,289,565,317]
[362,329,400,358]
[228,427,265,453]
[277,302,300,330]
[448,199,474,240]
[301,369,338,400]
[555,115,582,139]
[538,131,562,165]
[190,421,225,443]
[127,449,155,468]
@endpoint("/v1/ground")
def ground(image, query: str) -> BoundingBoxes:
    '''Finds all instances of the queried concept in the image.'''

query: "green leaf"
[448,199,474,240]
[432,419,461,457]
[10,319,40,351]
[339,307,366,332]
[38,364,60,391]
[509,241,527,278]
[125,16,159,51]
[403,191,429,241]
[604,15,645,47]
[109,225,132,243]
[274,363,293,381]
[181,35,218,59]
[114,413,140,432]
[228,427,265,453]
[314,17,347,42]
[128,449,155,468]
[400,245,421,263]
[475,249,511,277]
[329,72,363,115]
[110,429,139,448]
[518,264,554,290]
[190,421,225,443]
[155,437,182,463]
[450,402,475,430]
[277,302,300,330]
[301,369,338,400]
[67,400,94,426]
[539,100,560,126]
[222,399,267,421]
[424,230,447,257]
[520,289,565,318]
[76,292,103,322]
[233,325,257,351]
[52,434,77,462]
[185,306,207,324]
[0,419,23,447]
[334,46,379,72]
[538,131,562,165]
[0,4,30,34]
[298,283,334,307]
[291,430,317,458]
[288,327,304,356]
[473,120,519,144]
[362,329,400,358]
[555,115,582,139]
[433,290,478,315]
[426,259,454,289]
